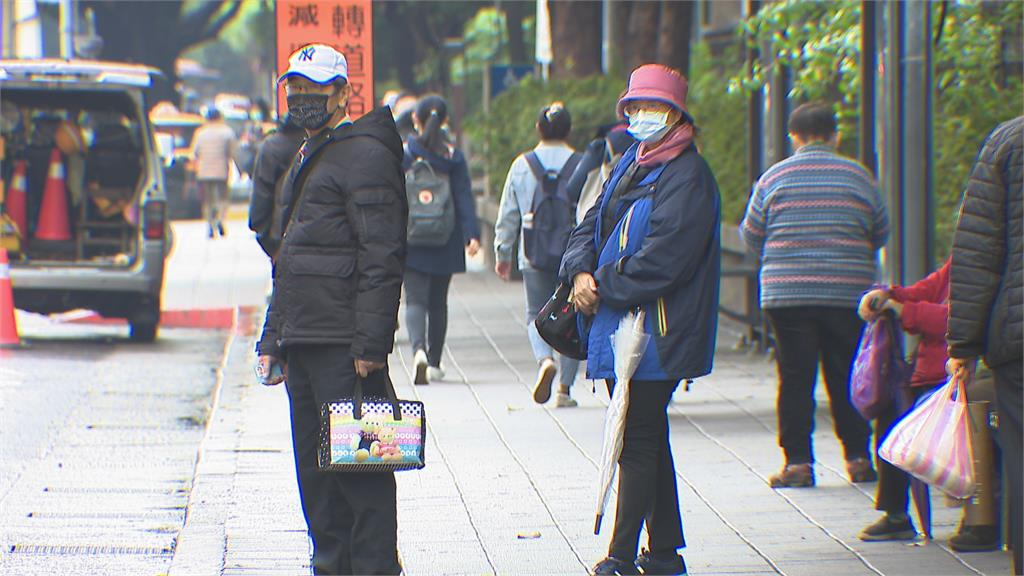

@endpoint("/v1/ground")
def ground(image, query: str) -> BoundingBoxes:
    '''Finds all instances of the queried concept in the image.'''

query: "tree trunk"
[550,0,602,78]
[612,0,632,74]
[388,3,417,91]
[84,1,241,108]
[505,0,527,64]
[657,0,694,76]
[623,1,659,72]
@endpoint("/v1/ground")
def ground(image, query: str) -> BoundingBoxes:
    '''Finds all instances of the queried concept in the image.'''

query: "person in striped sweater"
[740,102,889,489]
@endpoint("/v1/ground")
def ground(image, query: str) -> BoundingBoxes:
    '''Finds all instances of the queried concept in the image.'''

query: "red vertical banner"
[276,0,374,120]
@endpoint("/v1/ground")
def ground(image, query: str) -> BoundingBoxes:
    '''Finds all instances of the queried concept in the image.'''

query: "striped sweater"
[740,143,889,309]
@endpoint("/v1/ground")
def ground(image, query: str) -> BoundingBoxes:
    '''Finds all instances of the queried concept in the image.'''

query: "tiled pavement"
[169,265,1013,576]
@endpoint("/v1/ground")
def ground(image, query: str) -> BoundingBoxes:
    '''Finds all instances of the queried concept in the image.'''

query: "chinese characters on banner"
[275,0,374,120]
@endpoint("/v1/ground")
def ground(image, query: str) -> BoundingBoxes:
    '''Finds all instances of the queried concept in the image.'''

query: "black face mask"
[286,93,332,130]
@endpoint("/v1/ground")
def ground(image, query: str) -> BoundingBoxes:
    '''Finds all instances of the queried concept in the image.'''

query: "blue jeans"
[522,267,580,389]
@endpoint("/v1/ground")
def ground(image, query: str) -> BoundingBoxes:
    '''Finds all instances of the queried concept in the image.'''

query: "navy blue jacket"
[560,143,721,381]
[403,137,480,276]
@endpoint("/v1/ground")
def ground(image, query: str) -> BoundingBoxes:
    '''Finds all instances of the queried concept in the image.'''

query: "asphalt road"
[0,310,229,575]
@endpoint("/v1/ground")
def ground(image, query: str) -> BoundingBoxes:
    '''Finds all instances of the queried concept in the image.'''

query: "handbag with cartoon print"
[319,372,426,472]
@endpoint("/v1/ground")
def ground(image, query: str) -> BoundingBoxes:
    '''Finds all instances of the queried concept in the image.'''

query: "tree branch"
[178,1,242,49]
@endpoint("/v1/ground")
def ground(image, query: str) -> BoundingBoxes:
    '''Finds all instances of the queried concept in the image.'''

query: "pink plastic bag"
[850,315,910,420]
[878,374,975,499]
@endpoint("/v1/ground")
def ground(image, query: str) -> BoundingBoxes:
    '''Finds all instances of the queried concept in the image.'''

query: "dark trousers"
[874,386,932,514]
[993,360,1023,575]
[765,307,872,464]
[606,379,685,560]
[403,269,452,367]
[284,345,401,575]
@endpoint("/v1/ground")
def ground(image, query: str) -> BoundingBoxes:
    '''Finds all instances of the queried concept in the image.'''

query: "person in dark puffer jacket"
[248,114,304,260]
[947,115,1023,576]
[255,44,407,576]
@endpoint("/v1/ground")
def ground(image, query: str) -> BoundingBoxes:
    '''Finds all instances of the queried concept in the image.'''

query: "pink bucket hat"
[616,64,689,118]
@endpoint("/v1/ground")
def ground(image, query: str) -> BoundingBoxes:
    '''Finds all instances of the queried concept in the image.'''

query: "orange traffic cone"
[0,247,20,348]
[5,159,28,238]
[35,149,71,241]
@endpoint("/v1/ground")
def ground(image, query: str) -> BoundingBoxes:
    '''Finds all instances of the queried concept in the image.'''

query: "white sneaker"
[533,358,557,404]
[555,392,578,408]
[413,349,429,385]
[427,366,445,382]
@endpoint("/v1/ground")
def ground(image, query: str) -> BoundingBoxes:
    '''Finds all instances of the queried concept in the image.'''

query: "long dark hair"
[414,94,449,157]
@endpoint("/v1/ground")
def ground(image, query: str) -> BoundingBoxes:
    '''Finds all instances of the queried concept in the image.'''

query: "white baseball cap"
[278,44,348,85]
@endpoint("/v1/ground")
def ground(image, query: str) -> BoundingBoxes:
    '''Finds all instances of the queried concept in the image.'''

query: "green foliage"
[463,74,624,193]
[688,42,750,224]
[730,0,1023,258]
[931,1,1023,259]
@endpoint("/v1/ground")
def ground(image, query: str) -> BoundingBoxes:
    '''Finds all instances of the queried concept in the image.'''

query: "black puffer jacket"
[248,122,305,258]
[947,116,1023,370]
[258,108,407,362]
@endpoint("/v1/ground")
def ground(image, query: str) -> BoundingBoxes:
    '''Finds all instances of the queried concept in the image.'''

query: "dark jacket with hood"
[947,116,1023,370]
[248,119,305,258]
[402,136,480,276]
[560,141,721,382]
[257,108,408,362]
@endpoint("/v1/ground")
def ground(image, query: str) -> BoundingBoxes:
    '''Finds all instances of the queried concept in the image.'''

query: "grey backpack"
[405,156,455,247]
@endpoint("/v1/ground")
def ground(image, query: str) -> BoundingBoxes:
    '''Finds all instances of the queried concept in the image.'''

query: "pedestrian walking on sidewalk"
[248,113,304,260]
[561,64,721,576]
[947,116,1023,575]
[494,102,583,408]
[255,44,407,576]
[189,108,237,239]
[402,95,481,385]
[740,102,887,489]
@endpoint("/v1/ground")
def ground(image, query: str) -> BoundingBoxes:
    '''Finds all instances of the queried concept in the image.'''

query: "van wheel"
[130,321,158,342]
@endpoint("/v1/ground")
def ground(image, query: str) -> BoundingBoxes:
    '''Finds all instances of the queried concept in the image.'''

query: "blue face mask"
[627,110,671,143]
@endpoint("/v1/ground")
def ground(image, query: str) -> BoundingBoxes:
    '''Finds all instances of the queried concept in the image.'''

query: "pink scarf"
[636,124,694,167]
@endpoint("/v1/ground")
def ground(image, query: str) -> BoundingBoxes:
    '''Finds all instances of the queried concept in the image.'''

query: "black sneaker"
[636,549,687,575]
[592,556,640,575]
[859,514,917,541]
[949,524,1000,552]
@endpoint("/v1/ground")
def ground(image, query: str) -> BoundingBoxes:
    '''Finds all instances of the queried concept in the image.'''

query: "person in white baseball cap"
[278,44,351,132]
[258,41,407,576]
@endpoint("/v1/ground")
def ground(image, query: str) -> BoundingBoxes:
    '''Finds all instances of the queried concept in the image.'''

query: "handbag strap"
[353,371,403,421]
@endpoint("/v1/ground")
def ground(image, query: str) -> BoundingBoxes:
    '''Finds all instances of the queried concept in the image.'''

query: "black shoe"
[949,524,1000,552]
[859,513,917,541]
[217,222,226,237]
[592,556,640,575]
[636,549,687,575]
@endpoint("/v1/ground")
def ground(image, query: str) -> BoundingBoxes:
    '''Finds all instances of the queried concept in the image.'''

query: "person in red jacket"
[857,258,999,551]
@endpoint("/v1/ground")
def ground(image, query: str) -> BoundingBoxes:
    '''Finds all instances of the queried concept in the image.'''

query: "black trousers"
[993,360,1023,575]
[606,379,685,560]
[403,269,452,367]
[874,386,932,514]
[284,345,401,576]
[765,307,872,464]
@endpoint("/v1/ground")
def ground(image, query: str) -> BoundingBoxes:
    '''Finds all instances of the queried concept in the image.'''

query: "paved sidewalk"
[166,263,1014,576]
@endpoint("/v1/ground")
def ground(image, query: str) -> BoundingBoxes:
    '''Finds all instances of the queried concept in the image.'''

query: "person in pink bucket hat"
[561,64,722,576]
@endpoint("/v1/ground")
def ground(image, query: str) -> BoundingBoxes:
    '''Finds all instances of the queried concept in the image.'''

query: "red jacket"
[889,258,951,387]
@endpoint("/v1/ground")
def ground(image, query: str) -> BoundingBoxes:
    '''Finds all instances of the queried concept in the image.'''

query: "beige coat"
[190,122,237,181]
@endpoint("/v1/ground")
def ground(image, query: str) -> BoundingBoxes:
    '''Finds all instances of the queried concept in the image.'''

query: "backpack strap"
[558,151,583,181]
[275,137,333,260]
[524,151,548,184]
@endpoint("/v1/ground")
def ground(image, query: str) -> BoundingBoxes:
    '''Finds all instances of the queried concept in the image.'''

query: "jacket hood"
[334,107,405,162]
[406,135,460,171]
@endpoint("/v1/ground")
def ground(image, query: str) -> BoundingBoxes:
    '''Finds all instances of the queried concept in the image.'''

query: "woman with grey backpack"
[494,103,583,408]
[403,95,481,385]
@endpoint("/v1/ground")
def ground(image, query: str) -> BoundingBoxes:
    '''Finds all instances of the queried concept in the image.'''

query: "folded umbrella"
[595,309,649,535]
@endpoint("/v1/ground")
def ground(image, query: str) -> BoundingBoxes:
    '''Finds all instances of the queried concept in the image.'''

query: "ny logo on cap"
[299,47,316,61]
